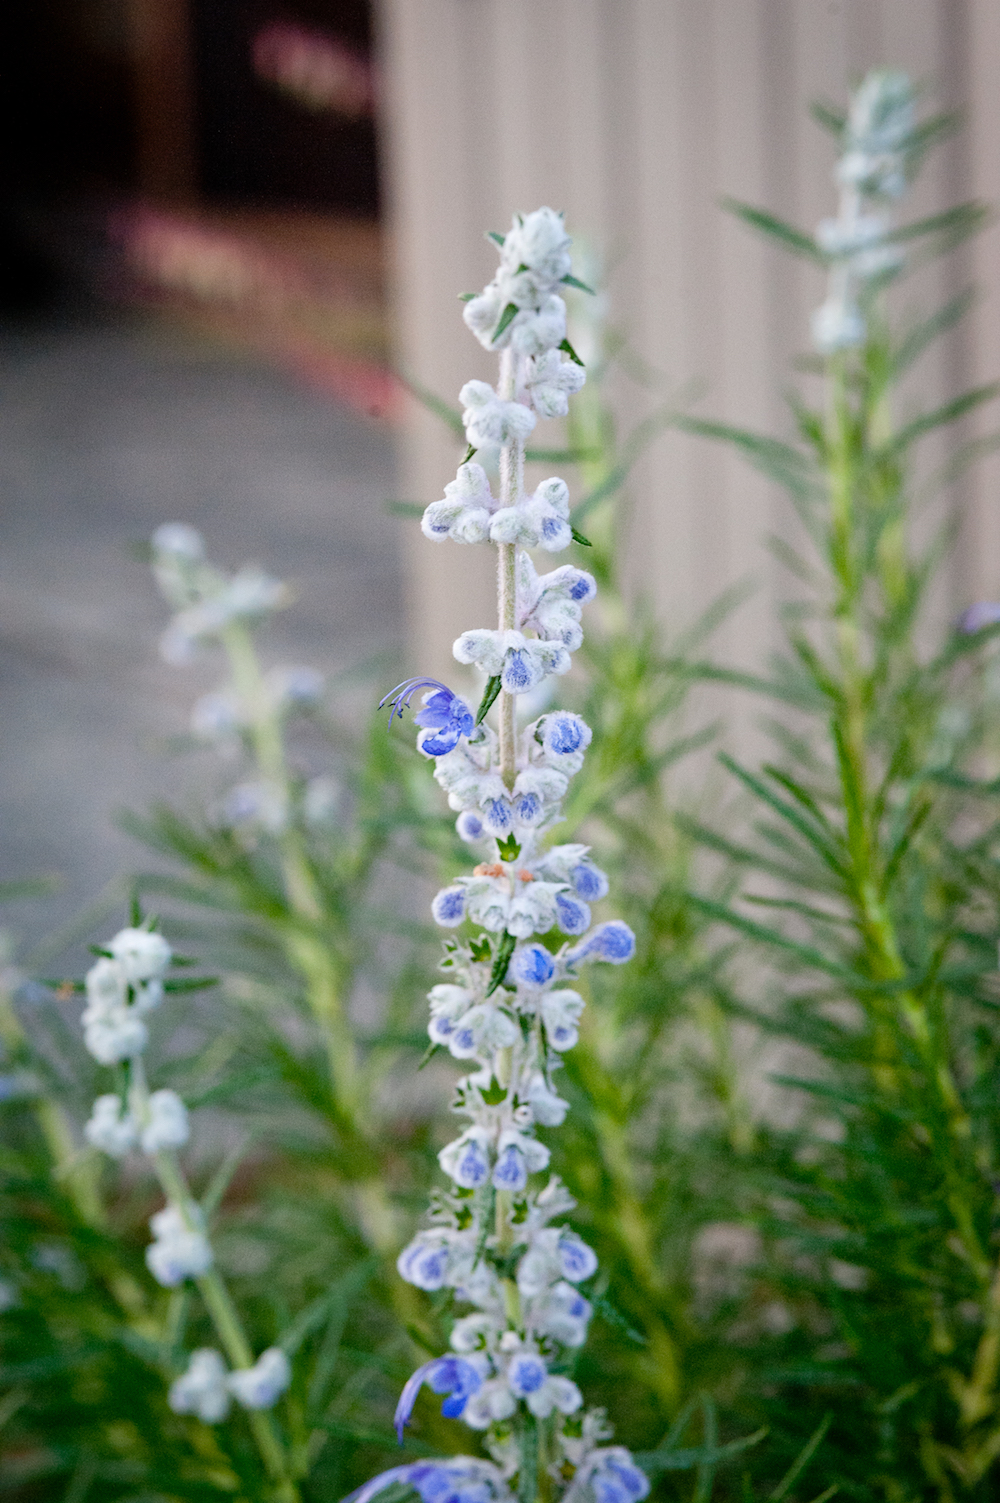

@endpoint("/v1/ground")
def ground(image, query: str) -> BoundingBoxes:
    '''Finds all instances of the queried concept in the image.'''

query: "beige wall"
[377,0,999,707]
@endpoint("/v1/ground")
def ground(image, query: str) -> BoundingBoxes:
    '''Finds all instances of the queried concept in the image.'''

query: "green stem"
[221,623,360,1116]
[130,1064,298,1499]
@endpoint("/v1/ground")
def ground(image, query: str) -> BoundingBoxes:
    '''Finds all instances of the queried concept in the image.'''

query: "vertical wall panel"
[377,0,999,705]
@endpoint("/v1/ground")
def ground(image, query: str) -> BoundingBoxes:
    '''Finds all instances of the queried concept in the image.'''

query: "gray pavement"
[0,312,401,957]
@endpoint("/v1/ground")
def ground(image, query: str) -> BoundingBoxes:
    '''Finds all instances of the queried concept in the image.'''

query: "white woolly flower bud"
[811,297,866,354]
[494,479,573,553]
[463,283,506,348]
[109,927,172,984]
[447,1241,504,1307]
[816,212,890,257]
[218,568,288,623]
[507,880,565,940]
[151,523,206,609]
[493,1128,551,1191]
[527,711,593,775]
[427,983,475,1047]
[816,213,902,280]
[140,1089,190,1154]
[169,1349,231,1423]
[529,1279,592,1347]
[540,988,585,1050]
[460,381,537,449]
[524,349,586,419]
[146,1204,213,1287]
[83,1009,149,1065]
[153,521,206,562]
[523,1071,570,1127]
[227,1348,291,1410]
[446,1003,519,1060]
[463,1377,518,1429]
[82,959,149,1064]
[847,69,914,154]
[85,1094,138,1157]
[85,955,127,1012]
[501,207,573,285]
[508,295,567,357]
[517,1226,598,1299]
[453,629,570,694]
[450,1312,503,1353]
[422,462,497,544]
[397,1231,454,1290]
[513,766,569,819]
[439,1126,492,1189]
[463,874,511,933]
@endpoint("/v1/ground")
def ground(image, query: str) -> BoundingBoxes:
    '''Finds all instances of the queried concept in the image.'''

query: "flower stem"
[220,623,360,1117]
[497,346,523,791]
[129,1062,298,1499]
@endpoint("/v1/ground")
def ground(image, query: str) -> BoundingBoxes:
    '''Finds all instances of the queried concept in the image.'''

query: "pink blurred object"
[123,210,304,310]
[253,23,376,117]
[116,206,400,422]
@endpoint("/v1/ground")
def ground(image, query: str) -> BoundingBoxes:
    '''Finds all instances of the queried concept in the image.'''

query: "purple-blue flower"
[394,1357,483,1441]
[565,921,636,967]
[510,944,555,987]
[571,861,608,901]
[379,677,474,755]
[343,1459,504,1503]
[433,887,467,927]
[589,1451,651,1503]
[493,1143,527,1191]
[507,1352,547,1396]
[555,891,591,935]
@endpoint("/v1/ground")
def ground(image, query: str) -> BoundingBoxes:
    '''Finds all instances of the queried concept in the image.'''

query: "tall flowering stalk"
[78,921,297,1499]
[684,72,1000,1490]
[357,211,648,1503]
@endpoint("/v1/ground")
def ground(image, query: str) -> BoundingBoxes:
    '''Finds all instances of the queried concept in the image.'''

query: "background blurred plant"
[669,71,1000,1500]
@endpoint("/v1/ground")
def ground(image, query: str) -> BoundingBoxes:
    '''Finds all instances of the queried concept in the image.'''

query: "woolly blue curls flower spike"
[360,206,645,1503]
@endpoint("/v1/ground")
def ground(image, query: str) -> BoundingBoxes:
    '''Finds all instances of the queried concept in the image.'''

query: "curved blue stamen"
[378,677,454,730]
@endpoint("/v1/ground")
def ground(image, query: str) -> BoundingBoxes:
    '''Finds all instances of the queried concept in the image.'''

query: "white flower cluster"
[423,207,585,559]
[430,707,591,848]
[397,1177,592,1426]
[146,1203,214,1287]
[811,71,915,354]
[152,523,288,666]
[369,208,649,1503]
[81,927,171,1065]
[85,1087,188,1157]
[151,525,333,838]
[423,465,574,554]
[463,207,577,358]
[169,1345,291,1423]
[78,925,216,1296]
